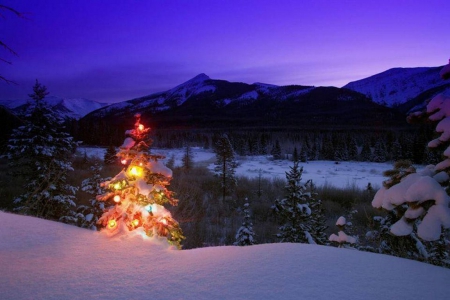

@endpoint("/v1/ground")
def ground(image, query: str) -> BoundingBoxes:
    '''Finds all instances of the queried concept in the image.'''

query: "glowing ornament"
[161,218,168,225]
[129,166,143,177]
[113,195,121,203]
[132,219,140,227]
[138,124,144,131]
[108,219,117,229]
[144,204,152,212]
[113,182,121,190]
[121,159,127,165]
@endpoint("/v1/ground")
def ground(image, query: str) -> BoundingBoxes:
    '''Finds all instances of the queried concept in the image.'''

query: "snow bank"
[1,211,450,300]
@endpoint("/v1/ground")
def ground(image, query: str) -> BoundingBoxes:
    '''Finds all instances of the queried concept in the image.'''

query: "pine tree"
[78,163,109,230]
[348,138,359,161]
[307,182,328,245]
[214,134,238,203]
[6,80,79,221]
[372,140,387,162]
[96,114,184,248]
[371,63,450,265]
[104,144,117,165]
[271,140,282,160]
[234,200,256,246]
[359,139,372,161]
[181,145,194,171]
[329,216,357,248]
[272,161,313,243]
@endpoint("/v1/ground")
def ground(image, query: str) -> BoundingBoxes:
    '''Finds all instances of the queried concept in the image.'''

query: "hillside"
[343,66,448,107]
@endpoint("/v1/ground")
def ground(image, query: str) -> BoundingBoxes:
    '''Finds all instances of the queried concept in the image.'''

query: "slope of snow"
[1,211,449,300]
[165,73,216,106]
[344,66,445,107]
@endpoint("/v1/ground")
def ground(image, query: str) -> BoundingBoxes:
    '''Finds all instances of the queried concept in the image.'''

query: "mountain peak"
[190,73,210,82]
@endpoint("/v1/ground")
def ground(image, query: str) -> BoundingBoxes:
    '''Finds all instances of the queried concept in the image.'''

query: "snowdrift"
[1,211,449,300]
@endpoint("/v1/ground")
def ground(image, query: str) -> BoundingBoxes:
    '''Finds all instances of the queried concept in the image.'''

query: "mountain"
[2,211,450,299]
[80,73,405,140]
[343,66,450,107]
[0,96,108,119]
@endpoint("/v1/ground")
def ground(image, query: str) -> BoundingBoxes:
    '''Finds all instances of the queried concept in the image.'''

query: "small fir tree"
[329,216,357,248]
[271,140,282,160]
[96,114,184,248]
[104,144,117,165]
[214,134,238,203]
[181,145,194,171]
[272,161,313,243]
[234,200,256,246]
[6,80,79,221]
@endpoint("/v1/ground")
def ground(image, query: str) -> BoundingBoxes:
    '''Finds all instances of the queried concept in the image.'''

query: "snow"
[336,216,346,226]
[78,146,411,189]
[329,231,357,244]
[1,211,450,300]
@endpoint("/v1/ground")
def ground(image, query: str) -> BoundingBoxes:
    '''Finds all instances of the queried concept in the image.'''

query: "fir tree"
[306,181,328,245]
[329,216,357,248]
[271,140,282,160]
[181,145,194,171]
[6,80,79,221]
[104,144,117,165]
[272,161,313,243]
[214,134,238,203]
[234,200,256,246]
[77,163,110,230]
[359,139,372,161]
[96,114,184,248]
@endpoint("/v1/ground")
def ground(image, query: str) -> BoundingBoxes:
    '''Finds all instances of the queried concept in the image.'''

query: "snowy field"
[79,146,406,190]
[1,211,449,300]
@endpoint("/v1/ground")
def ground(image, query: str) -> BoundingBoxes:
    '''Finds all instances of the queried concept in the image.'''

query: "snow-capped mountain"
[343,66,449,107]
[0,96,108,119]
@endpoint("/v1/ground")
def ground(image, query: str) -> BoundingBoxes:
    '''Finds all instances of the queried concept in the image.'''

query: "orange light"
[121,159,127,165]
[138,124,144,131]
[129,166,143,177]
[113,195,121,203]
[132,219,140,227]
[108,219,117,229]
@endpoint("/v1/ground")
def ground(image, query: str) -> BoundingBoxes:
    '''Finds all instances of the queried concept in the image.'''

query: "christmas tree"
[96,114,184,248]
[234,199,256,246]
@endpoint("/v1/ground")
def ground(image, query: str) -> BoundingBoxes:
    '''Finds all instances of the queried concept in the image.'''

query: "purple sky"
[1,0,449,103]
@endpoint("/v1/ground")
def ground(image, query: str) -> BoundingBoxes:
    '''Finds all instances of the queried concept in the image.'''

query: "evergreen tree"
[391,139,403,161]
[96,114,184,248]
[272,161,313,243]
[372,140,387,162]
[6,80,79,221]
[234,200,256,246]
[214,134,238,203]
[104,144,117,165]
[77,163,110,230]
[181,145,194,171]
[348,138,359,161]
[329,216,357,248]
[271,140,282,160]
[305,181,328,245]
[359,139,372,161]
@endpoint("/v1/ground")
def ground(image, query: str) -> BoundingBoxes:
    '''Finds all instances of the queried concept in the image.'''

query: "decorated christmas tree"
[96,114,184,248]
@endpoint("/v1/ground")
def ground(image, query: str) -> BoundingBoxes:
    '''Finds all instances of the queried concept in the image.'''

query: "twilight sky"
[1,0,449,103]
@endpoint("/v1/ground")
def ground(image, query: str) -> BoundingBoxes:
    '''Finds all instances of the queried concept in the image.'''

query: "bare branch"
[0,75,17,84]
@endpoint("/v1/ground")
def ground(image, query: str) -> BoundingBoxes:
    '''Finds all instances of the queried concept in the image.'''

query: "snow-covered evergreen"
[234,200,256,246]
[329,216,357,248]
[96,114,184,248]
[214,134,238,203]
[6,80,79,222]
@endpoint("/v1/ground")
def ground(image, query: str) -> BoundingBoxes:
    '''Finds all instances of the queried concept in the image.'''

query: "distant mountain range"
[0,96,107,120]
[2,65,449,141]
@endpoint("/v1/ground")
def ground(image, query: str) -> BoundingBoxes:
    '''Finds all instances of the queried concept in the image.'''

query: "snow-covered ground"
[1,211,449,300]
[79,146,401,189]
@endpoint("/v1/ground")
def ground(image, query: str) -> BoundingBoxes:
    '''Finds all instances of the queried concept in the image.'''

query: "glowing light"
[108,219,117,229]
[114,183,121,190]
[121,159,127,165]
[113,195,121,203]
[132,219,140,227]
[161,218,168,225]
[129,166,143,177]
[138,124,144,131]
[144,205,152,212]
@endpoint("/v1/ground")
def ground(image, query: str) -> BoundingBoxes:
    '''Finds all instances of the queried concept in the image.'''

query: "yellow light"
[161,218,168,225]
[108,219,117,229]
[114,183,121,190]
[113,195,121,203]
[129,166,143,177]
[138,124,144,131]
[132,219,140,227]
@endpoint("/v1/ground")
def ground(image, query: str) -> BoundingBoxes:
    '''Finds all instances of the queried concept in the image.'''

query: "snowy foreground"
[1,211,449,300]
[80,147,396,189]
